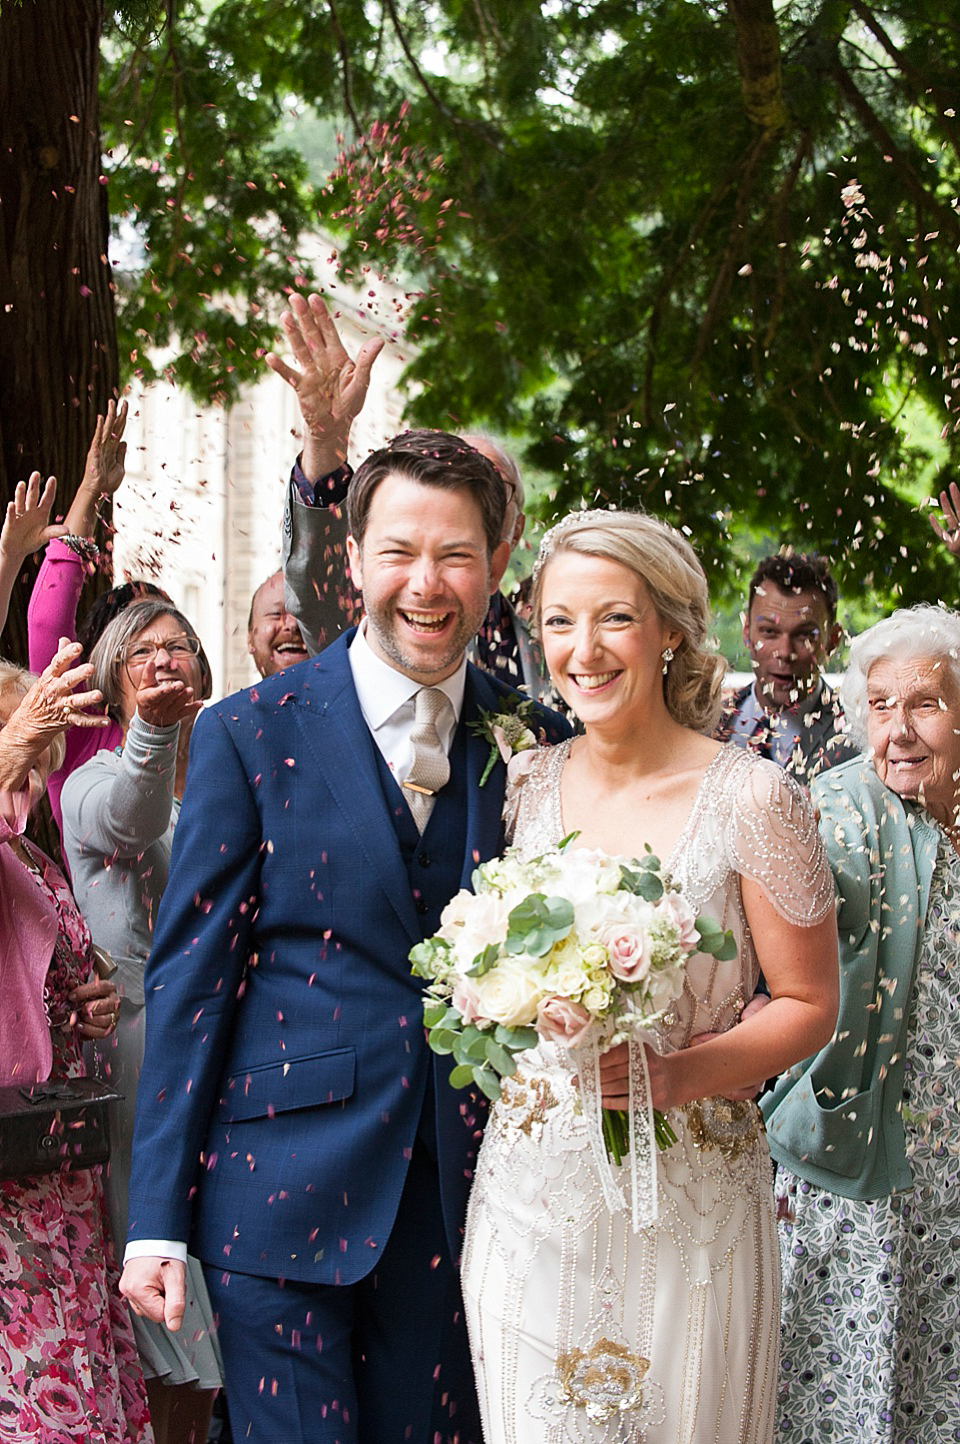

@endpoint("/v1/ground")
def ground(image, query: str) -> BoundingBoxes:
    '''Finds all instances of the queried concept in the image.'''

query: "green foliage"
[424,1008,539,1102]
[503,894,575,958]
[619,857,665,903]
[93,0,960,603]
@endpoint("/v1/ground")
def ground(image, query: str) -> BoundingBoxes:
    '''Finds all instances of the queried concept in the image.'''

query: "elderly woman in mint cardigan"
[762,603,960,1444]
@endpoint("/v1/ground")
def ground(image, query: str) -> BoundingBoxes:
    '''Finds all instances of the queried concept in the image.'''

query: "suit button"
[418,852,430,867]
[415,898,429,915]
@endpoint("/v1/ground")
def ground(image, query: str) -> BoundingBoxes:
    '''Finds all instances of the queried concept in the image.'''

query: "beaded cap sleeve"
[720,749,834,925]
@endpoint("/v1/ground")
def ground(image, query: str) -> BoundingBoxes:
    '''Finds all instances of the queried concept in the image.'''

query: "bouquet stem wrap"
[579,1036,659,1231]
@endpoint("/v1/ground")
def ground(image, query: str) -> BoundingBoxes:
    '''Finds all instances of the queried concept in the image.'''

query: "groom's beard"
[363,597,488,683]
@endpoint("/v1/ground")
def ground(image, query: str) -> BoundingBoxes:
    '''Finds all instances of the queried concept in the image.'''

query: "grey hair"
[841,603,960,749]
[531,509,726,734]
[90,599,213,724]
[0,660,67,773]
[462,434,525,542]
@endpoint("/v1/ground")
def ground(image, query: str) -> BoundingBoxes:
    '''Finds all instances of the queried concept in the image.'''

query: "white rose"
[440,891,512,970]
[576,890,655,942]
[472,959,545,1028]
[544,848,621,907]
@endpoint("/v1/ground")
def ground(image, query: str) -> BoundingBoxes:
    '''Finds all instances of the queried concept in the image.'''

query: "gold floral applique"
[556,1339,651,1423]
[496,1074,559,1135]
[683,1096,764,1161]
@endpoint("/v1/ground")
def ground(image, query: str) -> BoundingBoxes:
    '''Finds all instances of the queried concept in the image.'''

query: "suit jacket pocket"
[218,1046,356,1122]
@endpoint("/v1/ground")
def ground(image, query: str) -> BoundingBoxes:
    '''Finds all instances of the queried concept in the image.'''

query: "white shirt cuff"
[123,1238,188,1265]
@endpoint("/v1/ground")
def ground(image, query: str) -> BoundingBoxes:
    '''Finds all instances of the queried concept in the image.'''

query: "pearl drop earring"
[661,646,675,675]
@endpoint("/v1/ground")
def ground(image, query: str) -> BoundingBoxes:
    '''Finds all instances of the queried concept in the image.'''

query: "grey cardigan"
[61,712,180,1008]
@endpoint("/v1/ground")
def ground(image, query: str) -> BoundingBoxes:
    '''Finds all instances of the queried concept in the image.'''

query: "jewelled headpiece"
[531,508,621,589]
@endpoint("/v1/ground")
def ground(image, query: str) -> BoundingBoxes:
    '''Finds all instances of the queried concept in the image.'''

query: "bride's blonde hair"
[531,510,726,735]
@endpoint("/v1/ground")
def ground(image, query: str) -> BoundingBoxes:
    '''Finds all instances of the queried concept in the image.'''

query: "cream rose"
[472,959,545,1028]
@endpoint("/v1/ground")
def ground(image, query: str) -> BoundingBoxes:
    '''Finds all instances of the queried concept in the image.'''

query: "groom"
[119,430,569,1442]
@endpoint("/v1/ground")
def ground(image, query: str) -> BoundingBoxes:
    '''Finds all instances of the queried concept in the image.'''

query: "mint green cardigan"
[761,756,940,1200]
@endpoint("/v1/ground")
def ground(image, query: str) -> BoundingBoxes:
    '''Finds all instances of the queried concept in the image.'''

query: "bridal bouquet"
[410,838,735,1162]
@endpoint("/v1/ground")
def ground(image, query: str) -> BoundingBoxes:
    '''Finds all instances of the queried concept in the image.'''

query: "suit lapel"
[460,666,510,886]
[290,639,421,944]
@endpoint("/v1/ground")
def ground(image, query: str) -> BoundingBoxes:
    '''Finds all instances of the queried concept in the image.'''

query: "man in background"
[716,552,856,782]
[246,569,309,677]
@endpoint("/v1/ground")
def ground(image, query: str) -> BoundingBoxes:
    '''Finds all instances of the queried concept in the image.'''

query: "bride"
[461,511,839,1444]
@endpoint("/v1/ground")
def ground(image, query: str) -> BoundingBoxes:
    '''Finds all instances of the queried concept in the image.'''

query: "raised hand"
[265,291,384,481]
[0,473,67,565]
[81,399,129,499]
[65,399,129,539]
[0,639,108,793]
[930,480,960,558]
[135,676,202,730]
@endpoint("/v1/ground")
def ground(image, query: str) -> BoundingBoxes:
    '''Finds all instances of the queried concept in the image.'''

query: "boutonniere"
[469,698,541,786]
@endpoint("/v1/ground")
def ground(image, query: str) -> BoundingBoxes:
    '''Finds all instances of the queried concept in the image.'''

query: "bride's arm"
[600,882,839,1111]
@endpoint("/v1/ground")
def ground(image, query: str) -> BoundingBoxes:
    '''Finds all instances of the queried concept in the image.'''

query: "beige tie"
[403,687,451,832]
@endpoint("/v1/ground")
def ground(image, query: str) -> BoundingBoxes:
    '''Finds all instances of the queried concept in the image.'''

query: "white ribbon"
[578,1035,659,1232]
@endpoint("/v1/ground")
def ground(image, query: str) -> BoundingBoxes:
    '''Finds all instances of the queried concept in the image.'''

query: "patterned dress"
[0,845,153,1444]
[462,742,834,1444]
[776,838,960,1443]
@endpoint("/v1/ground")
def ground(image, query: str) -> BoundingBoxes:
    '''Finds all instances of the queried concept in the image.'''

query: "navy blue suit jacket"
[126,633,570,1285]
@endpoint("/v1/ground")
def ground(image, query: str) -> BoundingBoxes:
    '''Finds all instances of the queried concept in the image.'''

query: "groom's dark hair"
[347,429,507,556]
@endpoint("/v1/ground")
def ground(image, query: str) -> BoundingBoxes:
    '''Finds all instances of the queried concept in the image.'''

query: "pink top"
[0,789,58,1086]
[27,540,123,836]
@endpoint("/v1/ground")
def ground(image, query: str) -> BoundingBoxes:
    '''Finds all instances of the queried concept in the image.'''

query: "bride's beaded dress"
[461,741,834,1444]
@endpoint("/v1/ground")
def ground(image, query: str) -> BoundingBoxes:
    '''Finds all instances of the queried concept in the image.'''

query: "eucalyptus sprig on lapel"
[469,697,540,786]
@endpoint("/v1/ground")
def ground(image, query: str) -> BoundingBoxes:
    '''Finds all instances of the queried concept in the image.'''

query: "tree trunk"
[0,0,118,668]
[726,0,790,135]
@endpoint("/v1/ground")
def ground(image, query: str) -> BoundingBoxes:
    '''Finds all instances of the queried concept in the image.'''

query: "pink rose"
[658,891,699,952]
[537,996,593,1048]
[601,926,652,983]
[451,974,486,1025]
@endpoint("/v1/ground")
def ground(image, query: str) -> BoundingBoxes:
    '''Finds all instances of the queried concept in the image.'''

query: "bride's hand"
[598,1042,676,1112]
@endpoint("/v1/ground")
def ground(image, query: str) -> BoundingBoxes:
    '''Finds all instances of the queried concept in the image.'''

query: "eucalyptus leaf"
[474,1067,502,1102]
[449,1064,476,1089]
[484,1041,518,1077]
[467,942,501,978]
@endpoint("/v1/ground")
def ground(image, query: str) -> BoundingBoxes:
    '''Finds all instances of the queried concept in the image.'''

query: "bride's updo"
[531,509,726,735]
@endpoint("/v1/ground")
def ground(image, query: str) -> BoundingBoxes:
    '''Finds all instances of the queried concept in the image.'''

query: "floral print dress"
[776,837,960,1443]
[0,846,152,1444]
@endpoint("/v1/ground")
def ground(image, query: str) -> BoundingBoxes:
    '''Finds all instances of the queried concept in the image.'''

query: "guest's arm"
[27,402,128,672]
[267,293,381,650]
[0,472,66,636]
[61,665,200,858]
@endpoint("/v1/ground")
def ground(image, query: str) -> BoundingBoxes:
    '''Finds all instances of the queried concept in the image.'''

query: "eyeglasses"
[120,635,201,669]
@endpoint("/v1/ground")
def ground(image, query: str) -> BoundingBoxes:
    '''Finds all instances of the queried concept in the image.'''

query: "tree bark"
[726,0,790,135]
[0,0,118,668]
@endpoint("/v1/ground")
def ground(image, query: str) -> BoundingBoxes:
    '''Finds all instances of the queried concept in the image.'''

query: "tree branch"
[692,131,772,372]
[831,57,960,245]
[327,0,363,135]
[847,0,960,165]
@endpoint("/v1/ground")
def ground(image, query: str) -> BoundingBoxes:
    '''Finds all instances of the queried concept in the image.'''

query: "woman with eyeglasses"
[60,600,224,1444]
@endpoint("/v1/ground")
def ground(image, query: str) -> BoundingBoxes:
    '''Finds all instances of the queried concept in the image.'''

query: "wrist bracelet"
[59,535,100,562]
